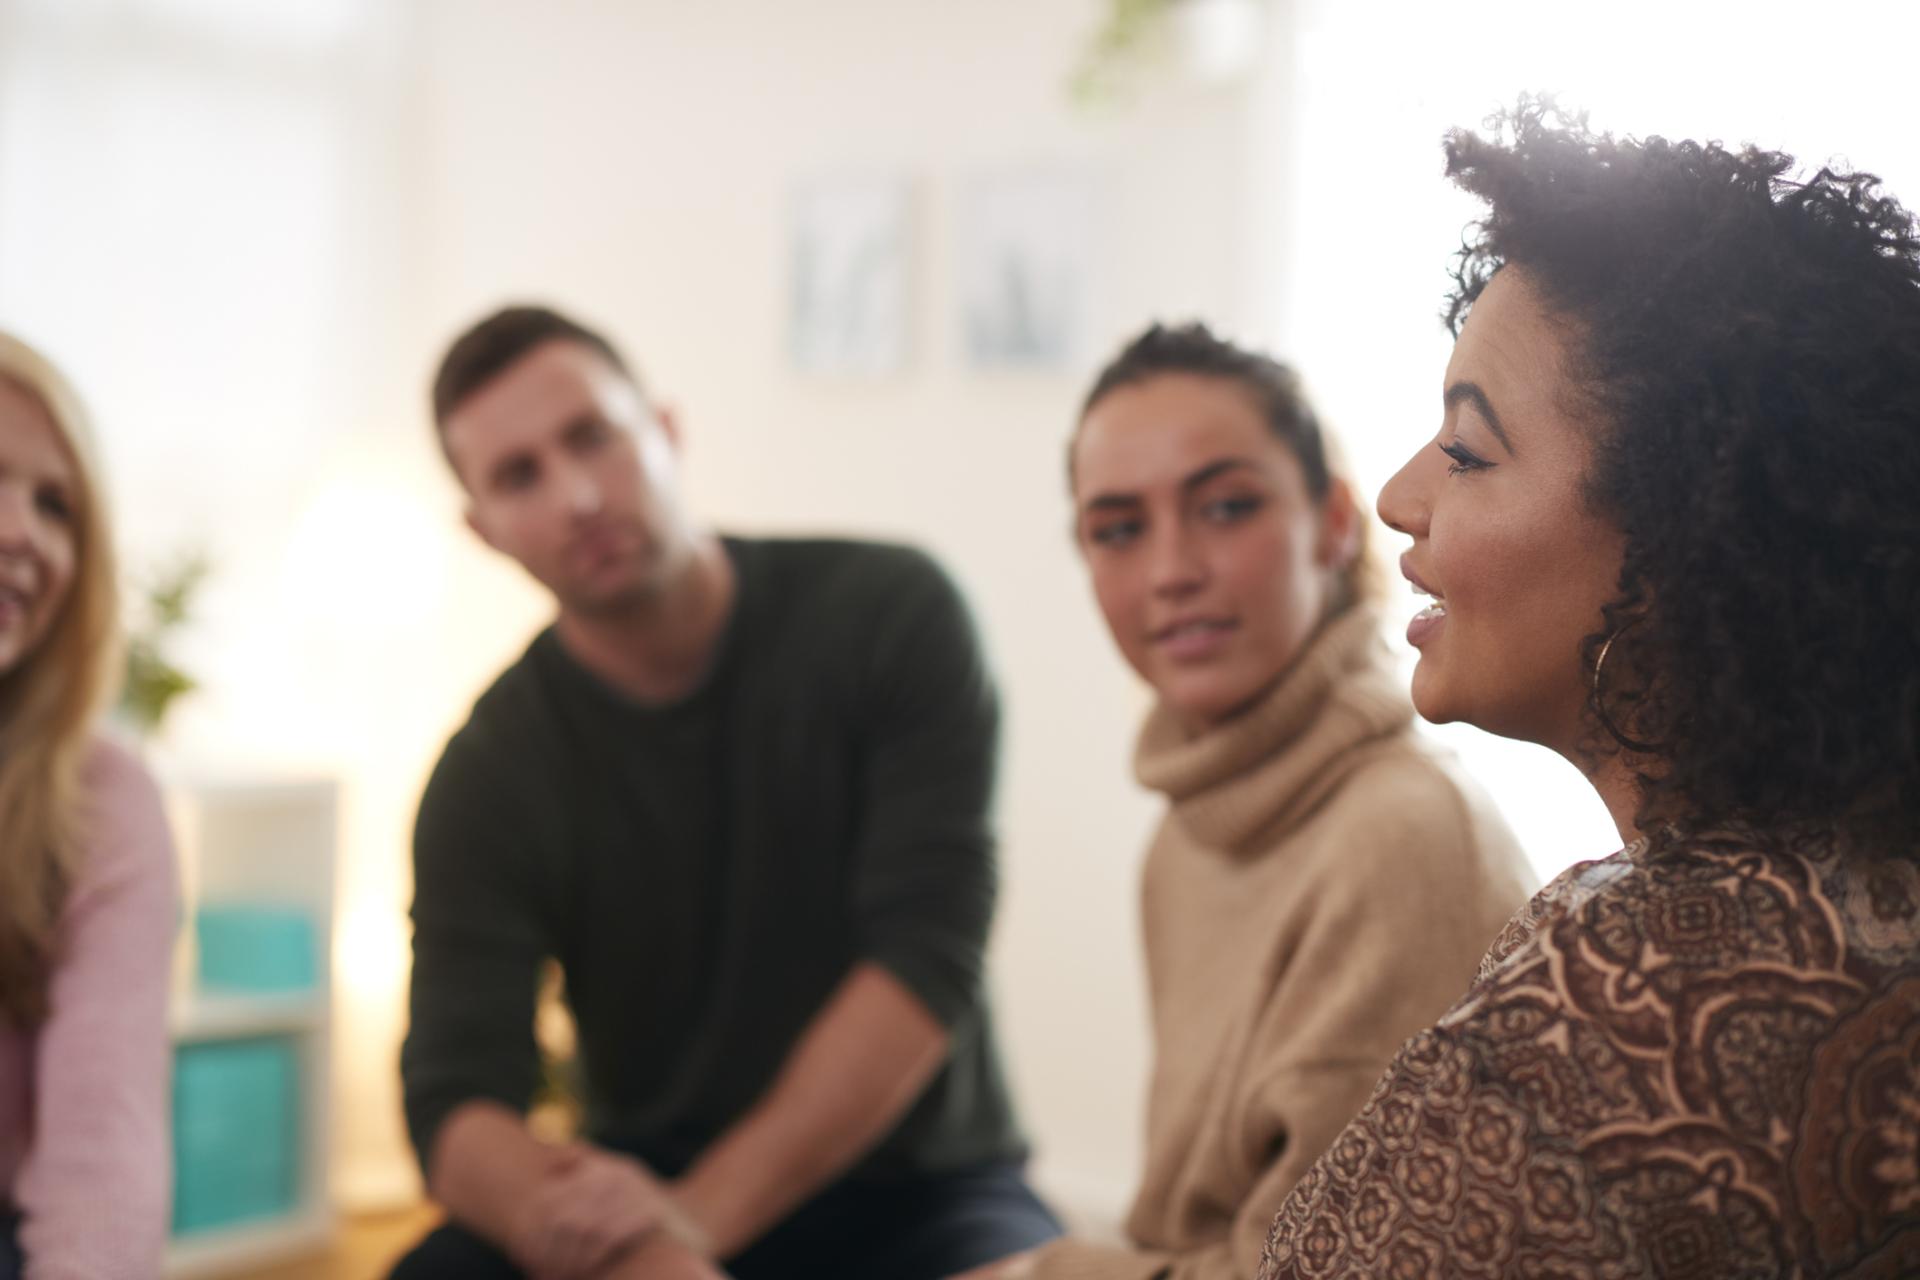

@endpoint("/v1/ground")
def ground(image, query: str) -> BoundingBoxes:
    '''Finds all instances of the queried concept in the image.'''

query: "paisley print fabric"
[1258,835,1920,1278]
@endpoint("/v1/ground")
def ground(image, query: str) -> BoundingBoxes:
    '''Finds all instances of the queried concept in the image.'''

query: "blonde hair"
[0,332,121,1028]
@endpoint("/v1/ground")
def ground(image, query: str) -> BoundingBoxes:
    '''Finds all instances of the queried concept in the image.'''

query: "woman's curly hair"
[1443,98,1920,853]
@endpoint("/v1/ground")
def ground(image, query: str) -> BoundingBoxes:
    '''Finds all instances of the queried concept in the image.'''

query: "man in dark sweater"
[389,307,1056,1280]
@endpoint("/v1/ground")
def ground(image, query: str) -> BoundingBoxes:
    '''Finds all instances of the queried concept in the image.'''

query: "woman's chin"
[1158,671,1273,731]
[1407,664,1459,727]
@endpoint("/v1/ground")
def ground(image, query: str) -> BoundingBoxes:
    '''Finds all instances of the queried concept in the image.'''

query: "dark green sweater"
[401,537,1026,1181]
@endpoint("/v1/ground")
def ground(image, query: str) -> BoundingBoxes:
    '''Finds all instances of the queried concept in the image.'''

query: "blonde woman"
[0,332,176,1280]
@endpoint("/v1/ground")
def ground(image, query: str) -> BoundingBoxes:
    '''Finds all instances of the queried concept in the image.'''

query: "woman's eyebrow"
[1180,457,1259,491]
[1081,457,1259,511]
[1444,380,1517,456]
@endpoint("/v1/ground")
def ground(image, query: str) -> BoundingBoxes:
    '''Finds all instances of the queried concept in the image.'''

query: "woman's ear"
[1315,475,1363,572]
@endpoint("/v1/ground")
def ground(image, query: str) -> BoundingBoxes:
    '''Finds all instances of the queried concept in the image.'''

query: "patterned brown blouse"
[1257,833,1920,1278]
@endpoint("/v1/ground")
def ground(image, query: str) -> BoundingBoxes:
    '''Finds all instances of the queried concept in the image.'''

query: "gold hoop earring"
[1590,623,1658,753]
[1592,629,1621,701]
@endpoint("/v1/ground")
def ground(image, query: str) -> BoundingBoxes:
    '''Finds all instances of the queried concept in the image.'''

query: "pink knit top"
[0,737,177,1279]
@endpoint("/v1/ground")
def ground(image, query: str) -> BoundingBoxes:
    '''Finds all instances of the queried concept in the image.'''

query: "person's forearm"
[427,1099,570,1257]
[672,963,950,1259]
[601,1233,732,1280]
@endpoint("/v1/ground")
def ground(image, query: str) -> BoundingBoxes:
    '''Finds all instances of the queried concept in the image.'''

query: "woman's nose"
[0,483,34,550]
[1147,525,1206,597]
[1377,447,1430,538]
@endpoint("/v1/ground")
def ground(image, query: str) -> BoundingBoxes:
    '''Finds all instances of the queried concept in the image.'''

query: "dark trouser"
[0,1212,19,1280]
[388,1159,1060,1280]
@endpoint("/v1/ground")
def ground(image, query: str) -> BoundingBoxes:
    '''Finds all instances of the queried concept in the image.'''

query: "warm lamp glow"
[335,900,408,1002]
[280,478,449,634]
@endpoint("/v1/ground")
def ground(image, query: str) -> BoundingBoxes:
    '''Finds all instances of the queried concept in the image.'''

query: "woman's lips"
[0,587,27,632]
[1398,553,1447,648]
[1155,616,1238,661]
[1398,552,1439,599]
[1406,598,1447,648]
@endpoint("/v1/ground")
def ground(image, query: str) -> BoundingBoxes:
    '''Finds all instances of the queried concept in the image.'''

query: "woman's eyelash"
[1203,495,1263,520]
[1438,440,1491,476]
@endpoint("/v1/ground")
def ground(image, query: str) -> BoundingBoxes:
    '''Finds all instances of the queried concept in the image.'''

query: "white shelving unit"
[162,775,338,1280]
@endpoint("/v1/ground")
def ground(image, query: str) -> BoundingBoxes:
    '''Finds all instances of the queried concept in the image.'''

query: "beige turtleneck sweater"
[1030,607,1534,1280]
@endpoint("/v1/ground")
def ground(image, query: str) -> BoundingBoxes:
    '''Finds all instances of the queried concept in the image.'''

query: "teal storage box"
[172,1036,300,1234]
[195,904,317,992]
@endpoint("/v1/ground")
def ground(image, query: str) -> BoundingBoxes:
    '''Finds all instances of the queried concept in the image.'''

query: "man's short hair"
[430,304,636,428]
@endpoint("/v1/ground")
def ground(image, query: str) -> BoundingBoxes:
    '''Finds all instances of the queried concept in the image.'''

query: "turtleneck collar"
[1133,605,1414,853]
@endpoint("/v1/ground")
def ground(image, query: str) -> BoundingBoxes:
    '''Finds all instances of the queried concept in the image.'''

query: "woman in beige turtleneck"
[954,324,1533,1280]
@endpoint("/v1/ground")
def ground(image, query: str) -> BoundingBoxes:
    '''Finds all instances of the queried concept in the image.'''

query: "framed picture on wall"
[956,167,1093,372]
[790,174,914,376]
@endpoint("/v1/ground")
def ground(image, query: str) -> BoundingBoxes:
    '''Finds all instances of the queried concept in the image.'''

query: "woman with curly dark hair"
[1255,101,1920,1278]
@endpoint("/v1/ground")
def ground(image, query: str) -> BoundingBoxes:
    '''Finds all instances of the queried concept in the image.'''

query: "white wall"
[401,0,1277,1215]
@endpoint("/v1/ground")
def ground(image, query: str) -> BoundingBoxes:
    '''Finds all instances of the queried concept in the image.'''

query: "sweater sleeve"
[1231,763,1527,1184]
[400,729,550,1171]
[845,548,1001,1030]
[1034,757,1530,1280]
[1029,1057,1383,1280]
[17,740,178,1280]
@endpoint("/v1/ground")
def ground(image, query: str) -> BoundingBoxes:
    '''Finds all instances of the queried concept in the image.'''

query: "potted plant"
[118,551,209,740]
[1072,0,1266,103]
